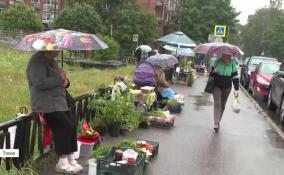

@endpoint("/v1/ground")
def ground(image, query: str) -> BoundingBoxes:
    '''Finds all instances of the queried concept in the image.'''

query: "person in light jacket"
[211,54,239,132]
[26,51,82,174]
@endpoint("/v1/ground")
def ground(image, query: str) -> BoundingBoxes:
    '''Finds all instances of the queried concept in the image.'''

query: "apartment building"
[138,0,179,35]
[0,0,64,28]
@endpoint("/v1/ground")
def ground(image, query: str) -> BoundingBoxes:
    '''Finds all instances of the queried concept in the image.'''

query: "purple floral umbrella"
[14,28,108,51]
[14,29,108,67]
[193,42,244,57]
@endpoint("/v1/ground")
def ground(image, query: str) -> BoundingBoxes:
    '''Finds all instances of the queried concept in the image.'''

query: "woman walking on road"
[26,51,83,174]
[211,54,239,132]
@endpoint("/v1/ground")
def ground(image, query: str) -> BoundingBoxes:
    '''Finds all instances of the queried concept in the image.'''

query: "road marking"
[240,85,284,140]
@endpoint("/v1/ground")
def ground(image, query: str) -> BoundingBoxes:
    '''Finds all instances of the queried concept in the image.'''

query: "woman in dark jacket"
[26,51,82,174]
[211,54,239,132]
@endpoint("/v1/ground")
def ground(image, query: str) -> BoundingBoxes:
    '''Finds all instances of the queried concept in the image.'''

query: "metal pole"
[54,0,57,20]
[227,26,230,43]
[61,50,64,68]
[110,24,113,39]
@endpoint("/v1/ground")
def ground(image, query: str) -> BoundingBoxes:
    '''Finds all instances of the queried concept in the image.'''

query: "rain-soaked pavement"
[41,75,284,175]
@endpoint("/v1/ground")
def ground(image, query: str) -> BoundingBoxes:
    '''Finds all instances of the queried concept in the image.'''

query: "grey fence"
[0,93,94,170]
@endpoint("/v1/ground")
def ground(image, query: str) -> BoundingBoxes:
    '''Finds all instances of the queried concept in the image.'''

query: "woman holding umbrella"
[194,42,243,132]
[211,53,239,132]
[15,29,108,174]
[26,51,83,174]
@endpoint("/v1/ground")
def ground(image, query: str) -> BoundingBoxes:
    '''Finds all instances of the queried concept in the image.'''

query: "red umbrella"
[193,42,244,56]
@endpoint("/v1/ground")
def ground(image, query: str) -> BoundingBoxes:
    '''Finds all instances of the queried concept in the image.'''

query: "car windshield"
[260,64,280,75]
[250,59,264,66]
[250,57,276,66]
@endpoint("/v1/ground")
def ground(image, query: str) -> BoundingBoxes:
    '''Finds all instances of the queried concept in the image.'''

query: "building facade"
[138,0,179,35]
[0,0,64,28]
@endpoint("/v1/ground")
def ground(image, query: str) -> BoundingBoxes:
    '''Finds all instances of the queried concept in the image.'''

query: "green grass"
[0,48,135,123]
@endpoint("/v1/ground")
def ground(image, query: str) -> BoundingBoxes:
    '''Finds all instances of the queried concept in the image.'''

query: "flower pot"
[96,125,107,136]
[109,122,121,137]
[79,141,95,158]
[88,158,97,175]
[139,121,149,129]
[120,128,129,136]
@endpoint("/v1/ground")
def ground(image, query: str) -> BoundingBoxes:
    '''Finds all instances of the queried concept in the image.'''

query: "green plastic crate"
[97,147,146,175]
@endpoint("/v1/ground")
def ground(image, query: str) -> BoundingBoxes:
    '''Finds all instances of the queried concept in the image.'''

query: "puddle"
[266,129,284,150]
[192,93,214,110]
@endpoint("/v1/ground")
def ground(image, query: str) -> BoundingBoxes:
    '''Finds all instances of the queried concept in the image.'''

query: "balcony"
[0,1,6,7]
[34,2,41,9]
[156,0,163,7]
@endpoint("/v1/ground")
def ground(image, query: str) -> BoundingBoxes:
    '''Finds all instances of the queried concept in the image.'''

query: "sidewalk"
[41,75,284,175]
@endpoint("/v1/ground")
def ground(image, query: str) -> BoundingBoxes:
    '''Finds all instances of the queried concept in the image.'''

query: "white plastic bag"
[231,97,240,113]
[122,149,138,161]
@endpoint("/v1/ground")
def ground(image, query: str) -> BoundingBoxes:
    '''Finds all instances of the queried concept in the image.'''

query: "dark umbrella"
[146,54,178,69]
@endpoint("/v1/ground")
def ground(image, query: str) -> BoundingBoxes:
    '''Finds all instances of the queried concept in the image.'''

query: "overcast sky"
[231,0,270,25]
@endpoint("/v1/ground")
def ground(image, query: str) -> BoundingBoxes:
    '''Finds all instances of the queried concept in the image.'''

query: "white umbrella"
[135,45,152,52]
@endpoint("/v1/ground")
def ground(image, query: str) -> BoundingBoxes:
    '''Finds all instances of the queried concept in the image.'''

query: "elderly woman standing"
[211,54,239,132]
[26,51,82,174]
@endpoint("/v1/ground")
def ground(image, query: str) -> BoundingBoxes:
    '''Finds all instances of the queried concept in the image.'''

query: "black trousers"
[45,111,77,155]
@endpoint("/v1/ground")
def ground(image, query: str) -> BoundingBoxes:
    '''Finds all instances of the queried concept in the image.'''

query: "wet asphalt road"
[41,75,284,175]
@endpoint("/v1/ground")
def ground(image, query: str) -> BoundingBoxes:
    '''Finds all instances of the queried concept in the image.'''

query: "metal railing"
[0,93,94,170]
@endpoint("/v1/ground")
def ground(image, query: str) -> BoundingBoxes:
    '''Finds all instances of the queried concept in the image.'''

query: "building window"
[32,0,40,3]
[42,10,55,23]
[102,3,110,11]
[0,7,4,13]
[44,0,56,5]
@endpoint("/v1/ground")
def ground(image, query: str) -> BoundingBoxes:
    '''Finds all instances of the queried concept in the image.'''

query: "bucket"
[88,158,97,175]
[79,141,95,158]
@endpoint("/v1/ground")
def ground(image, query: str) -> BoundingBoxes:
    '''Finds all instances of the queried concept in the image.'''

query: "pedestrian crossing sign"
[214,25,227,37]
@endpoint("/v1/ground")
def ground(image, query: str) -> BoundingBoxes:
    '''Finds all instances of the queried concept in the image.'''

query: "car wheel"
[252,85,257,97]
[268,89,277,111]
[240,75,244,86]
[244,79,249,89]
[280,97,284,125]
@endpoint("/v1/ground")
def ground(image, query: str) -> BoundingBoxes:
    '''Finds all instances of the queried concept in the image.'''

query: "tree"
[112,10,158,49]
[270,0,282,8]
[54,3,105,34]
[170,0,239,43]
[92,34,120,60]
[95,0,158,50]
[0,4,43,31]
[241,8,283,56]
[64,0,96,7]
[262,13,284,59]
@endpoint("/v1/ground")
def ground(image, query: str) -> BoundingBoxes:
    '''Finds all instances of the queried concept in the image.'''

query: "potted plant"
[106,96,125,137]
[92,117,107,136]
[120,101,141,135]
[88,96,111,136]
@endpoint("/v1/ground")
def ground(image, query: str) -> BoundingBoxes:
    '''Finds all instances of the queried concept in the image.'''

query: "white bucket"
[79,141,95,158]
[74,141,81,160]
[88,158,97,175]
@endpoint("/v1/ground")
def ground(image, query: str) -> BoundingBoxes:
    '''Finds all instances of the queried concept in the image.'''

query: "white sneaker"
[55,158,78,174]
[68,153,84,172]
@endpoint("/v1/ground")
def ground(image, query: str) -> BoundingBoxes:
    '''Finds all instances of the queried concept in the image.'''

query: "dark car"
[249,61,281,98]
[268,63,284,124]
[240,56,278,89]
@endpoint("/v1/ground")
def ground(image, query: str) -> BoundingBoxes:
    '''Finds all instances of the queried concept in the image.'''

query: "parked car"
[268,63,284,124]
[249,61,281,98]
[240,56,277,89]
